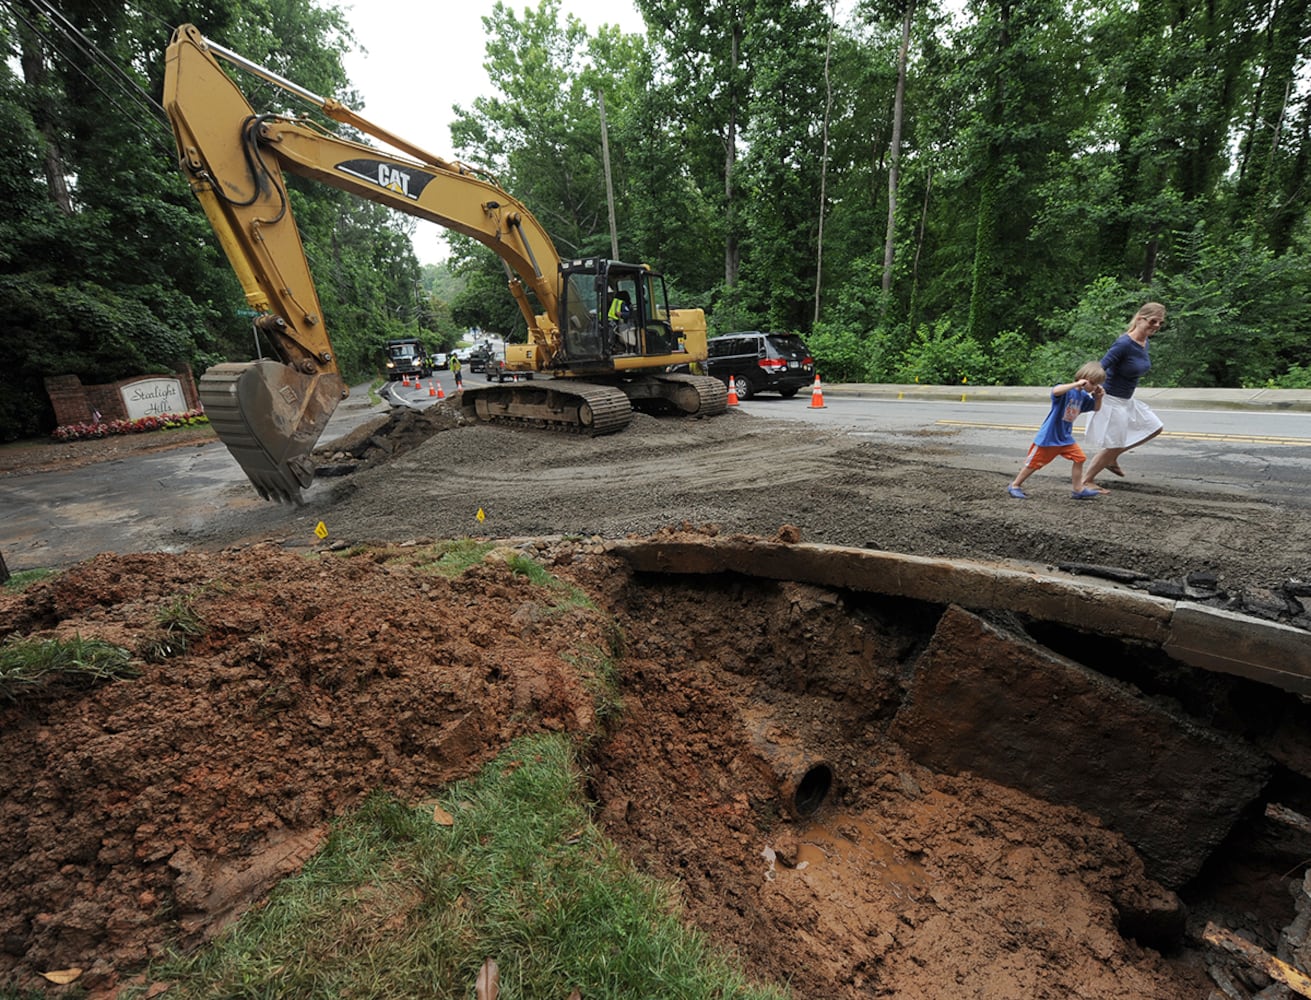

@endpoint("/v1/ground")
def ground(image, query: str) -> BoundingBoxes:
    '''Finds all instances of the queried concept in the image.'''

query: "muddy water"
[789,814,929,896]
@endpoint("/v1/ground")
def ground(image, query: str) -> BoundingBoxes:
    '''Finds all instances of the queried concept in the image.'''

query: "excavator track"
[459,381,633,436]
[649,373,730,417]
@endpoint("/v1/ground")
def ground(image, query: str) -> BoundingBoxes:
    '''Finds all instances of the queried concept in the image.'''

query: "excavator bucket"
[199,360,345,504]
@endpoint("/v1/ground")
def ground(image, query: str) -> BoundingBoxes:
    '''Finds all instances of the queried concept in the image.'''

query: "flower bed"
[51,409,210,443]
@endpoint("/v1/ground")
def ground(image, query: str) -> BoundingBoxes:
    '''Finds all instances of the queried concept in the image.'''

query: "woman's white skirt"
[1084,394,1163,452]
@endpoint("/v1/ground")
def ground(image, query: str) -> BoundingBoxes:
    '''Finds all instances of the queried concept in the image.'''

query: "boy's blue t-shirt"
[1033,386,1096,447]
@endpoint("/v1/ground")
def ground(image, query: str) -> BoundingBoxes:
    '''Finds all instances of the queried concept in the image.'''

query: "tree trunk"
[724,19,742,290]
[1141,224,1161,284]
[908,165,933,332]
[1269,97,1309,254]
[882,0,914,299]
[967,0,1011,343]
[15,3,74,215]
[1242,0,1311,250]
[814,7,836,324]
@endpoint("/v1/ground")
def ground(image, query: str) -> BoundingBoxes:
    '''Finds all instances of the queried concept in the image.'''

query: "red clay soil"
[0,538,1217,998]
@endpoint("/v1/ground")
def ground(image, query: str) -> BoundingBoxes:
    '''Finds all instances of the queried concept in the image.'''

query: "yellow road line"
[935,420,1311,446]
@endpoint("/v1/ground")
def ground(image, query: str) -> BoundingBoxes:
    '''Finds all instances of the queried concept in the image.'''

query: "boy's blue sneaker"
[1007,486,1028,499]
[1071,488,1101,499]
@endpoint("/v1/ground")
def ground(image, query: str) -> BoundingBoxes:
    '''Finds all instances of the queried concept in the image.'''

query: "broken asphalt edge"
[607,537,1311,696]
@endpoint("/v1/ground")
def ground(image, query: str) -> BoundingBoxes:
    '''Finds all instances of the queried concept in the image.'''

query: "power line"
[4,0,175,162]
[29,0,169,122]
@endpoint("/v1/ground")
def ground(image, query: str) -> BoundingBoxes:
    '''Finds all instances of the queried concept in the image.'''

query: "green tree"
[732,1,832,331]
[452,0,636,258]
[447,0,714,327]
[0,0,434,439]
[800,7,917,337]
[0,0,222,436]
[952,0,1093,343]
[446,239,529,338]
[635,0,753,293]
[1232,0,1311,253]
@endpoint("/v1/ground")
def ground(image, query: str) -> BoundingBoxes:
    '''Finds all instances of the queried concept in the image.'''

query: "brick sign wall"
[44,364,200,427]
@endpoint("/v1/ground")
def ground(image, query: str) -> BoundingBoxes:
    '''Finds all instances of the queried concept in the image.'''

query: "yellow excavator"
[162,24,726,502]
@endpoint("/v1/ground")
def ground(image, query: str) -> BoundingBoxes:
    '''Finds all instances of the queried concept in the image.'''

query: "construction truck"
[384,337,430,382]
[162,24,726,503]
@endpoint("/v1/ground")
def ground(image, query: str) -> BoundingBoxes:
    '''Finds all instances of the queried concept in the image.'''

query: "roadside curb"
[608,537,1311,695]
[822,383,1311,412]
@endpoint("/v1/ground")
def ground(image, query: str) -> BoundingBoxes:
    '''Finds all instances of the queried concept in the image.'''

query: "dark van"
[700,331,815,399]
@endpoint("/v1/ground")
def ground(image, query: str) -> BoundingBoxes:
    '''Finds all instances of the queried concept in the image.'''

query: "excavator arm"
[163,24,566,500]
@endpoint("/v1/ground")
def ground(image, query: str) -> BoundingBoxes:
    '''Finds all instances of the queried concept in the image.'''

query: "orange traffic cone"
[428,381,437,397]
[435,381,446,399]
[725,376,740,406]
[809,373,827,409]
[401,375,411,388]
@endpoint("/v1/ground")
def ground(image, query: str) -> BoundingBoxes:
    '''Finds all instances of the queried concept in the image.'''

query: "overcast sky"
[340,1,646,265]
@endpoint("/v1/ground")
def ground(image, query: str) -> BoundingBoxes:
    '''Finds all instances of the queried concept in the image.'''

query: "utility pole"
[599,91,619,260]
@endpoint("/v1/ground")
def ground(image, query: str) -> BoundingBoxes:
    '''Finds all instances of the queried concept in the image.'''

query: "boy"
[1007,362,1106,500]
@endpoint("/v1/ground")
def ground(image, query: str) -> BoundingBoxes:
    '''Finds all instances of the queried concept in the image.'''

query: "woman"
[1080,302,1166,492]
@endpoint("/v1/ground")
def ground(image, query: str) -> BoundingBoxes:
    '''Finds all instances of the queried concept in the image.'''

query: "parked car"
[693,331,815,399]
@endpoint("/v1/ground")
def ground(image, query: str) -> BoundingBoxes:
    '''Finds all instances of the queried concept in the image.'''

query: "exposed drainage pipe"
[784,757,834,818]
[748,724,834,819]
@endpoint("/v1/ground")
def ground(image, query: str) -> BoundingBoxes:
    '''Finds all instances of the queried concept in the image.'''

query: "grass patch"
[1,568,56,592]
[507,554,594,613]
[565,643,625,725]
[358,544,594,617]
[138,594,207,662]
[414,539,497,576]
[134,734,789,1000]
[0,634,137,701]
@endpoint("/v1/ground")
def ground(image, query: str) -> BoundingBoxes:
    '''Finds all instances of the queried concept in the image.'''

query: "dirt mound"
[0,542,603,994]
[312,401,465,476]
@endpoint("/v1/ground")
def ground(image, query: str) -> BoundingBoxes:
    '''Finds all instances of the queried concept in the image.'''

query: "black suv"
[698,331,815,399]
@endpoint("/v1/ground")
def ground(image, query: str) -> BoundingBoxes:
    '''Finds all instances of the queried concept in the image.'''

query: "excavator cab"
[558,259,679,367]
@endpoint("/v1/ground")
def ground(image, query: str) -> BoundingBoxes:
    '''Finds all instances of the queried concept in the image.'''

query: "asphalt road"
[1,385,385,574]
[4,379,1310,574]
[737,391,1311,502]
[391,373,1311,500]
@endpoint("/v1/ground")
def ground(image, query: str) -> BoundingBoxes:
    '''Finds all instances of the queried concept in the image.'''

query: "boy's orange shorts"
[1022,443,1086,469]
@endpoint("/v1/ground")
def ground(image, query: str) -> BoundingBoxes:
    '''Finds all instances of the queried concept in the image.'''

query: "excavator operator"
[608,288,636,353]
